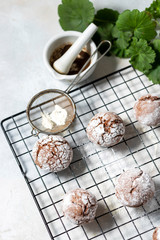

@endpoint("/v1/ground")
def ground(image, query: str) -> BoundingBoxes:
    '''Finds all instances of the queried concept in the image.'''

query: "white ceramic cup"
[43,31,98,82]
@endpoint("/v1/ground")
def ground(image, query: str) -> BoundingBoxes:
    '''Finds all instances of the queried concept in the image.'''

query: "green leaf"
[126,37,156,72]
[147,66,160,84]
[145,0,160,19]
[116,9,157,41]
[111,44,129,58]
[97,23,114,41]
[92,8,119,55]
[94,8,119,26]
[112,26,132,49]
[152,38,160,51]
[58,0,95,32]
[110,26,132,58]
[92,23,114,55]
[146,38,160,84]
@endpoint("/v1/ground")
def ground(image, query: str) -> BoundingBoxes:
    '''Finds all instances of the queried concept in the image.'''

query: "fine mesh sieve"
[26,40,111,136]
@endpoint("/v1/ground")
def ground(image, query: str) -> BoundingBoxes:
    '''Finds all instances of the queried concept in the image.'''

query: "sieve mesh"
[26,89,76,135]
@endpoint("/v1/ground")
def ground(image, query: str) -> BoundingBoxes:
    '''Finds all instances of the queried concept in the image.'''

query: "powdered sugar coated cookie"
[86,112,125,147]
[32,135,73,172]
[115,168,155,207]
[133,94,160,126]
[63,188,98,225]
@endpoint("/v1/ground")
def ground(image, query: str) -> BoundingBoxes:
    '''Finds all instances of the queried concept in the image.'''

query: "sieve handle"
[31,128,40,137]
[65,40,111,93]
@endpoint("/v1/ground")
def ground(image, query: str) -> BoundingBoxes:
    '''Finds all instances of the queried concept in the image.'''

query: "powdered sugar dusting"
[134,94,160,126]
[115,168,155,207]
[32,135,73,172]
[86,112,125,147]
[63,188,98,225]
[138,107,160,126]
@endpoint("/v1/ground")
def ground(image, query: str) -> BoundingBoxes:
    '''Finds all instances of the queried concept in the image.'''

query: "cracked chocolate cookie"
[86,112,125,147]
[32,135,73,172]
[115,168,155,207]
[133,93,160,126]
[63,188,98,225]
[153,226,160,240]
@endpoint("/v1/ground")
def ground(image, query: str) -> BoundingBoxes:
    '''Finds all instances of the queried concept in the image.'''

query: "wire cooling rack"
[1,65,160,240]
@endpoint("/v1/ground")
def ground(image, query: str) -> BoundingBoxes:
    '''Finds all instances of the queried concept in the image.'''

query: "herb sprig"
[58,0,160,84]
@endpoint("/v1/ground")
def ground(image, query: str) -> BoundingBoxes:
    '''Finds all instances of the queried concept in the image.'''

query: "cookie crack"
[130,170,143,195]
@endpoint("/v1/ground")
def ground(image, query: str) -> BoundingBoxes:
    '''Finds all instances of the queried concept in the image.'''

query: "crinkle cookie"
[32,135,73,172]
[115,168,155,207]
[86,112,125,147]
[63,188,98,225]
[133,94,160,126]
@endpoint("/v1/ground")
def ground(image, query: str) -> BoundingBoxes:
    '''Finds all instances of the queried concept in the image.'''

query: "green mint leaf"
[126,37,156,72]
[94,8,119,26]
[112,26,132,49]
[116,9,157,41]
[58,0,95,32]
[145,0,160,19]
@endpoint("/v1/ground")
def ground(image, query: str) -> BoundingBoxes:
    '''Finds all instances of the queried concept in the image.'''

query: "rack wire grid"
[1,65,160,240]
